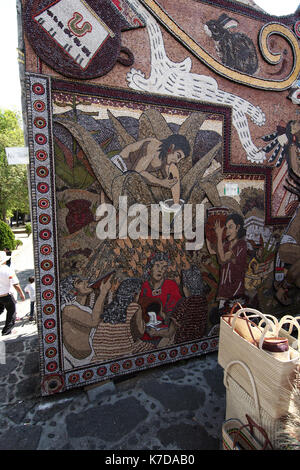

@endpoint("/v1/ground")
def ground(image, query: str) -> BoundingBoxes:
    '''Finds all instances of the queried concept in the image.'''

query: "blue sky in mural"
[0,0,299,113]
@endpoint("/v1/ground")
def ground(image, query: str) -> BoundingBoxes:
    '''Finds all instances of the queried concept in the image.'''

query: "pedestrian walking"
[4,248,12,267]
[25,276,35,321]
[0,251,25,335]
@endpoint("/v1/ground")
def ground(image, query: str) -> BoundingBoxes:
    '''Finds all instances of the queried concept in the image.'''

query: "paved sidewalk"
[0,229,226,451]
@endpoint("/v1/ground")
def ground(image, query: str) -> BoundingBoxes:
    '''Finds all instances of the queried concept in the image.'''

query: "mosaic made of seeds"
[26,75,300,395]
[22,0,300,394]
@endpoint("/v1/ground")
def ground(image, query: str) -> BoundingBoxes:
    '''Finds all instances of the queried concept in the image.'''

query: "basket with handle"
[223,360,280,448]
[277,316,300,352]
[222,415,274,450]
[218,304,299,419]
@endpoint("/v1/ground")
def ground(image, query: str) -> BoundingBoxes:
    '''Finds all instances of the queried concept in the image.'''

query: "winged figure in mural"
[54,109,225,213]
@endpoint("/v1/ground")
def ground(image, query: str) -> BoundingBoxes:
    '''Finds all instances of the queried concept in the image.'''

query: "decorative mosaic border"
[65,337,219,389]
[26,73,64,395]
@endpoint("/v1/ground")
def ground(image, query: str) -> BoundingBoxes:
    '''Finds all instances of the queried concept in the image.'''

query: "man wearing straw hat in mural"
[0,251,25,335]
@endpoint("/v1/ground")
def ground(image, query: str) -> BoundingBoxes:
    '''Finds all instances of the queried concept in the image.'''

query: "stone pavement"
[0,228,226,451]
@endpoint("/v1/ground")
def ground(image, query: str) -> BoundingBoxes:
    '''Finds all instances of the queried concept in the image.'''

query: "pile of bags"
[219,303,300,450]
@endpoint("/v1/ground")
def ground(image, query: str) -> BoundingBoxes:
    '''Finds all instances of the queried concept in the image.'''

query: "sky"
[0,0,299,114]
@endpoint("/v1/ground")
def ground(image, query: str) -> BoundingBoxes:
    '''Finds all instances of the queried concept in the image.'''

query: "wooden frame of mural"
[26,73,232,395]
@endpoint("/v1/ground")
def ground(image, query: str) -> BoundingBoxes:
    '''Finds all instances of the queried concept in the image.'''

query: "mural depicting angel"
[54,109,222,214]
[110,134,190,205]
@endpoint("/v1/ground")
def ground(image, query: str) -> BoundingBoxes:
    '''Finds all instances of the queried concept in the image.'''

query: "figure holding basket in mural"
[206,212,248,311]
[92,277,160,361]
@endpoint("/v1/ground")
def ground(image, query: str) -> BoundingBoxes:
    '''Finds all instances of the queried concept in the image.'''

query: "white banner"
[5,147,29,165]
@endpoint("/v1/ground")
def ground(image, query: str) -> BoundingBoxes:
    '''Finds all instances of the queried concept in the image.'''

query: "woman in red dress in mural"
[139,251,182,347]
[207,213,247,308]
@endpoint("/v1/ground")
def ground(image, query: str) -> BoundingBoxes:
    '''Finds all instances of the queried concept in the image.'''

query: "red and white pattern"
[27,74,61,390]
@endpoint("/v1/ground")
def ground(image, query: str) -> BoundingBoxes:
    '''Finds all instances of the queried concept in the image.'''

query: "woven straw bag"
[254,314,300,350]
[277,316,300,351]
[222,415,273,450]
[218,306,299,419]
[224,360,282,448]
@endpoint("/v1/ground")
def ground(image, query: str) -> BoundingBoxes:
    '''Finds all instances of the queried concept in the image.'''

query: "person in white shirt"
[25,276,35,321]
[0,251,25,335]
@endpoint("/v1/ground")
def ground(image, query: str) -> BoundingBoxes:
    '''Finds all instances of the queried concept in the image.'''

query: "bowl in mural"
[159,199,184,219]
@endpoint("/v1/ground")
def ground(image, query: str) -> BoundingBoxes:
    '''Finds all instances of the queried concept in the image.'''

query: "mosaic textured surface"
[27,76,233,394]
[138,0,300,90]
[26,75,63,393]
[24,0,145,79]
[21,0,300,395]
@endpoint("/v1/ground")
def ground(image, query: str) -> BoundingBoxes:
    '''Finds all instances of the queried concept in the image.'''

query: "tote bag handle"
[224,359,261,424]
[277,315,300,351]
[232,414,273,450]
[229,304,276,349]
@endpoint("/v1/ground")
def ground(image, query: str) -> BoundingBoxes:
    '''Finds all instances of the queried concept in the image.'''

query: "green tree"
[0,220,16,250]
[0,109,28,221]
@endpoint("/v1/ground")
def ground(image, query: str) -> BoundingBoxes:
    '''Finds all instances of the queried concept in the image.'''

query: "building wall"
[20,0,300,394]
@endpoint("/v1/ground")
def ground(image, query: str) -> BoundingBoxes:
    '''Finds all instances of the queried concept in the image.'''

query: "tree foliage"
[0,109,28,221]
[0,220,16,250]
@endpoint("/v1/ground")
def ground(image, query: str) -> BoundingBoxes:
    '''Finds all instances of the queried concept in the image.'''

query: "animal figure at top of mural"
[126,0,266,163]
[204,13,258,75]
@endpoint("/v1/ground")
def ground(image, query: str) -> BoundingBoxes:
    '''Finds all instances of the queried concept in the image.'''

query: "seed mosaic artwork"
[20,0,300,394]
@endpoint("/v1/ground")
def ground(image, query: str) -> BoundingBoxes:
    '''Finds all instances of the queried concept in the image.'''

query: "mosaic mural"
[20,0,300,394]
